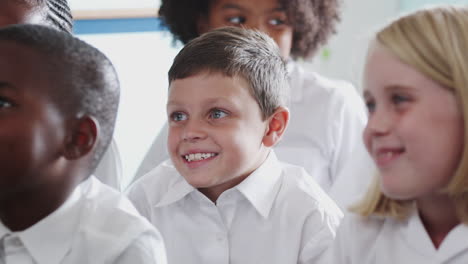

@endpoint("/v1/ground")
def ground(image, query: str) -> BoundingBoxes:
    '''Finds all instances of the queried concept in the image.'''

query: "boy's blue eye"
[170,112,187,122]
[210,109,228,119]
[227,16,245,25]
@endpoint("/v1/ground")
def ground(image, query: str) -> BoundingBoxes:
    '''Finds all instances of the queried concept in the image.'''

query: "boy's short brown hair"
[168,26,289,119]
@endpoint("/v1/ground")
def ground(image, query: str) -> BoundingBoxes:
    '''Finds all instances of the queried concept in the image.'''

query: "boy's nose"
[182,119,207,142]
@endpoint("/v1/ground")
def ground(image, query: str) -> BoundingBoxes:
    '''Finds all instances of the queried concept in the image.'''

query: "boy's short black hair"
[0,24,119,171]
[159,0,341,59]
[169,27,288,119]
[13,0,73,33]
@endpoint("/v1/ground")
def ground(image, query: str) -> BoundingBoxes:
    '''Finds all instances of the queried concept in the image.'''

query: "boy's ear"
[262,106,289,147]
[63,116,98,160]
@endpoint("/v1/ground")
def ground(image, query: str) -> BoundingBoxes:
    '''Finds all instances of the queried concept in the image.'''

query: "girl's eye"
[0,97,13,109]
[210,109,228,119]
[170,112,187,122]
[365,99,376,114]
[391,94,410,105]
[227,16,245,25]
[268,18,286,26]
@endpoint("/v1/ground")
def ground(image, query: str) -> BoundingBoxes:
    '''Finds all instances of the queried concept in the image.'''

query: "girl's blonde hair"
[353,5,468,223]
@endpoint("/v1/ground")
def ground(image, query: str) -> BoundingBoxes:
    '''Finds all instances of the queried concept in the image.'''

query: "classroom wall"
[69,0,160,10]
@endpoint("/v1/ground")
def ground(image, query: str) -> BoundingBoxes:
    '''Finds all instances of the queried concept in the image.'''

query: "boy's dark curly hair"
[158,0,341,59]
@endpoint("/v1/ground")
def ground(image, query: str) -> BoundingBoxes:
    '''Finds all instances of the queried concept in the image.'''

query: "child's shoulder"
[339,212,387,236]
[127,159,186,207]
[80,176,155,234]
[289,62,364,114]
[74,177,161,261]
[291,62,356,97]
[276,162,343,220]
[330,212,387,263]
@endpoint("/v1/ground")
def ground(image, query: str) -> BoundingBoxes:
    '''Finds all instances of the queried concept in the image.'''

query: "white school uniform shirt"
[329,209,468,264]
[133,61,374,209]
[0,176,167,264]
[95,139,123,190]
[127,151,343,264]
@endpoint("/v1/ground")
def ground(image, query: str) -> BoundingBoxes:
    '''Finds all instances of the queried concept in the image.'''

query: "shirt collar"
[14,178,86,264]
[0,219,9,240]
[155,174,195,208]
[235,151,283,219]
[403,206,468,260]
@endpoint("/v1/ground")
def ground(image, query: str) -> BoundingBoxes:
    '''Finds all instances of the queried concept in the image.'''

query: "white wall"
[77,32,180,188]
[69,0,160,10]
[307,0,400,90]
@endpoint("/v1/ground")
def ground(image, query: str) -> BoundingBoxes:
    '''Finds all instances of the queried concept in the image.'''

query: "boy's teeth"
[184,153,216,162]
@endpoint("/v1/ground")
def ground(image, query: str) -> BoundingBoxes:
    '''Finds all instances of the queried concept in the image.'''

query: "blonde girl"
[330,5,468,263]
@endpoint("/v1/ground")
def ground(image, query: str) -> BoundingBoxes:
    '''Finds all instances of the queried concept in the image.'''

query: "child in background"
[128,27,342,264]
[135,0,373,207]
[0,0,123,190]
[330,6,468,263]
[0,24,166,263]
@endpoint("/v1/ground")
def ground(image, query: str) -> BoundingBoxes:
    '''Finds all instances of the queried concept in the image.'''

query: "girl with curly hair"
[136,0,373,208]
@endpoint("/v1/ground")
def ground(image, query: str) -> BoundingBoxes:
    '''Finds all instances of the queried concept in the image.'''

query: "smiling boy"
[128,27,342,264]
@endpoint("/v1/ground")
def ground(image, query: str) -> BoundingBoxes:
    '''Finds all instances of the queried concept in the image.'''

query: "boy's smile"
[167,72,270,202]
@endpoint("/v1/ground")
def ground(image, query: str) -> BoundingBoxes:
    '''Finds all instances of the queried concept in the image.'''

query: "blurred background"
[68,0,467,188]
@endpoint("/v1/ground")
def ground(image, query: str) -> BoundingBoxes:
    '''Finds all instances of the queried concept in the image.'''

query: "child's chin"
[381,186,415,201]
[182,173,213,188]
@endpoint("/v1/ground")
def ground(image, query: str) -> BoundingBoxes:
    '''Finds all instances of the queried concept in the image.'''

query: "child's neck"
[0,181,73,232]
[417,194,460,249]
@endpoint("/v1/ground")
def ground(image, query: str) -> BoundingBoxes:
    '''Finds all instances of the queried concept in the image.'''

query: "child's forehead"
[170,70,252,92]
[169,71,257,99]
[0,42,55,92]
[0,41,44,67]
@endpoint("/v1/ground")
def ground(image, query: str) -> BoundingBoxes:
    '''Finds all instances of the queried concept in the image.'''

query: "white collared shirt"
[329,209,468,264]
[0,176,167,264]
[127,151,343,264]
[132,62,374,209]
